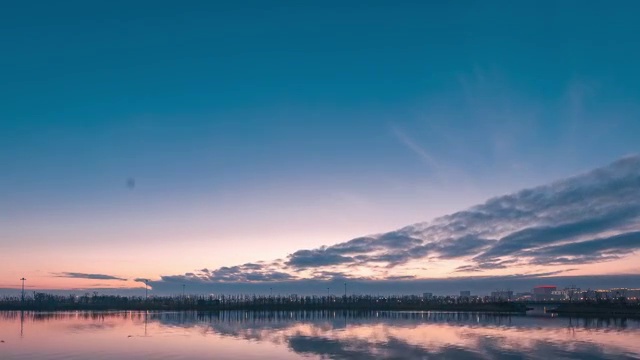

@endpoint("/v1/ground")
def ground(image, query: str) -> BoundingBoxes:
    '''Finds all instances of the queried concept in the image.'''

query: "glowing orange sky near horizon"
[3,247,639,291]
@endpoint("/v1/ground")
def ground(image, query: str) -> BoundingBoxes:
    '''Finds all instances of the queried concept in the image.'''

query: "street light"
[20,278,26,304]
[182,284,185,298]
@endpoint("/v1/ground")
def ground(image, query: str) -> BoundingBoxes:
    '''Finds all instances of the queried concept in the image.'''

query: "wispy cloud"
[54,272,127,281]
[391,125,440,171]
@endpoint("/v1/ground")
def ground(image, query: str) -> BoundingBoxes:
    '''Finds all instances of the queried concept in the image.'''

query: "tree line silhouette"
[2,291,638,314]
[0,292,529,312]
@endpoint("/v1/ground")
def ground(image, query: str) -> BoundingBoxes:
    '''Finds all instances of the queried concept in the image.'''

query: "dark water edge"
[3,309,640,330]
[4,296,639,317]
[550,303,640,317]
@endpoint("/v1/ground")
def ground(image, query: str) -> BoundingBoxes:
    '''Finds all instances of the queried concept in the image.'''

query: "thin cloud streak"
[53,272,128,281]
[391,125,440,171]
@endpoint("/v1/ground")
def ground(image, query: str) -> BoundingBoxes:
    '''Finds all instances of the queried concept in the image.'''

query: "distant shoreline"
[3,305,640,318]
[0,302,528,313]
[3,294,639,317]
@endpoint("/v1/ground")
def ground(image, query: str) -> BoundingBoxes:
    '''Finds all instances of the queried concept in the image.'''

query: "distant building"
[423,292,433,300]
[583,289,597,301]
[610,288,640,300]
[549,287,581,301]
[628,289,640,300]
[460,291,471,298]
[490,290,513,301]
[533,285,557,301]
[595,290,611,300]
[515,292,532,301]
[564,286,581,301]
[582,288,640,301]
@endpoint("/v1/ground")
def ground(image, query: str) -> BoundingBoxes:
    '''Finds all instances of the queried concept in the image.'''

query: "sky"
[1,1,640,295]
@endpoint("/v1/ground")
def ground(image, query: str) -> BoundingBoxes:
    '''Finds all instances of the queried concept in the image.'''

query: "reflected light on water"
[1,311,639,359]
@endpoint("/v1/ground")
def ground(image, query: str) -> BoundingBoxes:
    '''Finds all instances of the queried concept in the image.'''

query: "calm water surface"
[1,310,639,359]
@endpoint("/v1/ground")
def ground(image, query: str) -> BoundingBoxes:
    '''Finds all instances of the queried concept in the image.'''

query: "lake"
[1,310,639,359]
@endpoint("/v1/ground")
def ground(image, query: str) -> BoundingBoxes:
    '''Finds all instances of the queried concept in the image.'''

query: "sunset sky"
[1,1,640,295]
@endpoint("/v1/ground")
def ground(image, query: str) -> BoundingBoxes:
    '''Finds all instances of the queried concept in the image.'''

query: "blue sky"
[1,1,639,292]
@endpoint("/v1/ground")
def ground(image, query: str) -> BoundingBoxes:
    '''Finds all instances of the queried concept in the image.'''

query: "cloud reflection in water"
[2,311,639,359]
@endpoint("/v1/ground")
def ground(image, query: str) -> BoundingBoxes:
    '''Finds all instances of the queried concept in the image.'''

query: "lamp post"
[182,284,185,298]
[144,279,149,300]
[20,278,26,305]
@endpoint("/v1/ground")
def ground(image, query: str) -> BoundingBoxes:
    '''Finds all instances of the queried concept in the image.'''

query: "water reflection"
[1,311,639,359]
